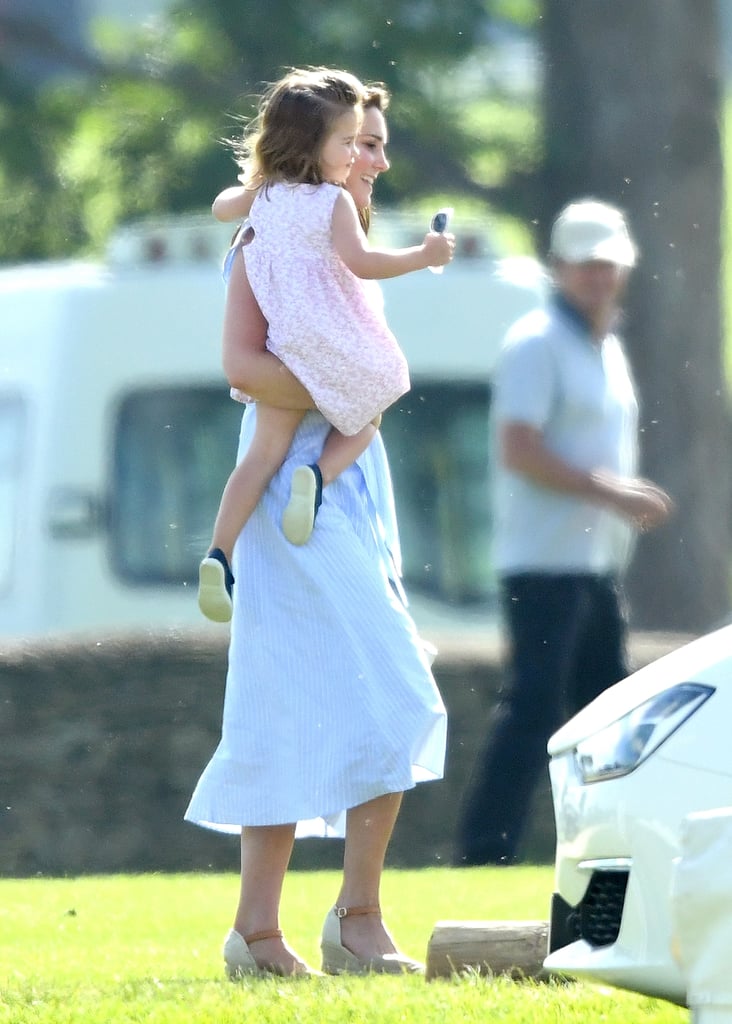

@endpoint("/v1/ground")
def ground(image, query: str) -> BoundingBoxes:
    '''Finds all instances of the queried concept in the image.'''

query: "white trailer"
[0,214,546,639]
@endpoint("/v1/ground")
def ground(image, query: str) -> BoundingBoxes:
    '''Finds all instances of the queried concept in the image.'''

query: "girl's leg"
[210,405,304,560]
[282,417,379,545]
[199,405,303,621]
[318,417,380,487]
[230,823,314,974]
[336,792,404,958]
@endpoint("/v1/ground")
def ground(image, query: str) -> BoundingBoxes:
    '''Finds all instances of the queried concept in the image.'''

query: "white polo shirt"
[492,297,639,575]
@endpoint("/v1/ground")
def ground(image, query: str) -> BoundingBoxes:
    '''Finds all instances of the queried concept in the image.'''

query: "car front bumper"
[541,746,732,1005]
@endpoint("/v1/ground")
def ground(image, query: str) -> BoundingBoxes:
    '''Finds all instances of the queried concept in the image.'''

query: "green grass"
[0,868,686,1023]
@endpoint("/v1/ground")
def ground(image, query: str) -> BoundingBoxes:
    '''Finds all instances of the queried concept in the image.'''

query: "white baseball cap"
[549,199,637,267]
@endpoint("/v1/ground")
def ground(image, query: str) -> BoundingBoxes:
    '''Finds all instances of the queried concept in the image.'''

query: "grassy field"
[0,867,687,1024]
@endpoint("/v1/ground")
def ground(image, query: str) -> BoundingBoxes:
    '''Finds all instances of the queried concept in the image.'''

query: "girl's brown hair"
[235,67,364,190]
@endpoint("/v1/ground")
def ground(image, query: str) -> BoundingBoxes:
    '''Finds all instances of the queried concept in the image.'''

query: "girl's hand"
[421,230,455,269]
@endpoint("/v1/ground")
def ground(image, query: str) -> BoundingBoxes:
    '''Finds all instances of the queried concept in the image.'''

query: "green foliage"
[55,79,218,251]
[0,72,81,261]
[0,0,543,262]
[461,98,539,188]
[0,869,687,1024]
[490,0,540,28]
[178,0,486,85]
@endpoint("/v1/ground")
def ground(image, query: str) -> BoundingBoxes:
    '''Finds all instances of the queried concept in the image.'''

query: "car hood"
[548,624,732,756]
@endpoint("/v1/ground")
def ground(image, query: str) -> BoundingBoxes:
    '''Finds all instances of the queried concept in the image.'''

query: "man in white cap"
[454,198,673,866]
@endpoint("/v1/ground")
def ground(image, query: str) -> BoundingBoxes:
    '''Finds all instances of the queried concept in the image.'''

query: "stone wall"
[0,628,689,877]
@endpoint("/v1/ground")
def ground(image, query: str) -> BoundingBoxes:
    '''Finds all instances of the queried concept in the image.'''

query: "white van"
[0,213,545,639]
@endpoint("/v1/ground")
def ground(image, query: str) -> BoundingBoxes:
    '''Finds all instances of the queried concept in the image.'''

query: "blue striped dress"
[185,406,447,837]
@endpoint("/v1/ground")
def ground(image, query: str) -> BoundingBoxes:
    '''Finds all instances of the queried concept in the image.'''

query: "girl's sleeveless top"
[243,182,410,435]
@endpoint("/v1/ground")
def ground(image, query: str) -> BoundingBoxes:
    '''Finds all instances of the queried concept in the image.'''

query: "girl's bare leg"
[317,418,379,486]
[210,405,305,560]
[282,418,379,545]
[199,405,304,621]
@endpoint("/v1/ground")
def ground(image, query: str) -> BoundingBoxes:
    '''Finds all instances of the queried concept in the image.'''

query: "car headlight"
[574,682,714,784]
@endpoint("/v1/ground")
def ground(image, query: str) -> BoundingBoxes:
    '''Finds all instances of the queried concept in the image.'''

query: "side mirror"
[46,487,107,539]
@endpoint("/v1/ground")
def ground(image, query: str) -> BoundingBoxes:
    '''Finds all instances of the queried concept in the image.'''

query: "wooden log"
[426,920,550,981]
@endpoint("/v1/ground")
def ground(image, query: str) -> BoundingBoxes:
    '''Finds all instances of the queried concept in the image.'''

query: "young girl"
[198,67,454,623]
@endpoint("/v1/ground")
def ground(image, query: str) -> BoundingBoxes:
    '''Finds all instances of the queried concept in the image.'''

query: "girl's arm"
[331,189,454,279]
[212,185,258,223]
[222,253,316,410]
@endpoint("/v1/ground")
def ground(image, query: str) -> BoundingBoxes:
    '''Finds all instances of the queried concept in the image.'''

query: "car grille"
[580,870,629,947]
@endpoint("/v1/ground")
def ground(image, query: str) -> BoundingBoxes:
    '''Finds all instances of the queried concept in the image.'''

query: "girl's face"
[346,105,390,210]
[319,108,361,185]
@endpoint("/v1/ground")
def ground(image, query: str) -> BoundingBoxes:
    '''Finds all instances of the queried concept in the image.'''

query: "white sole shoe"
[198,557,232,623]
[282,466,319,545]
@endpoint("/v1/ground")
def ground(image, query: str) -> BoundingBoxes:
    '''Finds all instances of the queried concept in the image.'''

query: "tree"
[0,2,540,261]
[539,0,730,632]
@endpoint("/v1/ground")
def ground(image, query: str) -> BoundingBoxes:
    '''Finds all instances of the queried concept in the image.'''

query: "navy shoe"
[198,547,235,622]
[282,464,323,546]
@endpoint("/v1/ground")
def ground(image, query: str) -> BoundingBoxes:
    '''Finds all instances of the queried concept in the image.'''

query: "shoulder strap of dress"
[222,221,254,283]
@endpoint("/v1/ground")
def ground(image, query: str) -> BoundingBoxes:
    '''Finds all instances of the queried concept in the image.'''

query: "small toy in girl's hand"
[429,207,453,274]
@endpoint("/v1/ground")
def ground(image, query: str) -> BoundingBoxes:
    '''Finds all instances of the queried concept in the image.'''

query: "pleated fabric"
[185,406,447,837]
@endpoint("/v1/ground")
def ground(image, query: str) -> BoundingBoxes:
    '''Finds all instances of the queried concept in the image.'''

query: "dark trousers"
[453,572,629,866]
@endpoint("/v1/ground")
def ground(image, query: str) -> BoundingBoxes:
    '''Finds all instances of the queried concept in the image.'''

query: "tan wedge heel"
[223,928,322,979]
[320,905,424,975]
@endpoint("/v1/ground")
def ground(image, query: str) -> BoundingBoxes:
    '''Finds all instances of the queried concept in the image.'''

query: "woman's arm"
[221,251,315,410]
[331,190,454,279]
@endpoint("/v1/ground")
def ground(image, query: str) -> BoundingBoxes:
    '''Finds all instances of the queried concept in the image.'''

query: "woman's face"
[346,105,390,209]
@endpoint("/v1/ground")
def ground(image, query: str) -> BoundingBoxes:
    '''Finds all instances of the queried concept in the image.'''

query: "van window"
[0,394,24,594]
[109,382,497,606]
[110,387,242,583]
[380,381,496,606]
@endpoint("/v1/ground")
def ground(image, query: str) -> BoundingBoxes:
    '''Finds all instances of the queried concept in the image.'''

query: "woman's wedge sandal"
[320,905,424,975]
[223,928,322,979]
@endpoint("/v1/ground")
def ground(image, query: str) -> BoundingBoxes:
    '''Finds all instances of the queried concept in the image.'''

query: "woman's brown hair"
[358,82,390,235]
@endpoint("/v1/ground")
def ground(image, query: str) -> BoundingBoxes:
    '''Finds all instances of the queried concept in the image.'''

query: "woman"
[185,83,447,978]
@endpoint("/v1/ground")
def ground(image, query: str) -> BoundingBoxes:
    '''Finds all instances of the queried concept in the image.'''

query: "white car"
[543,624,732,1005]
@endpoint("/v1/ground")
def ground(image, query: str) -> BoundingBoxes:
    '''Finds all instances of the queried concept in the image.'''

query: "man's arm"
[501,421,674,529]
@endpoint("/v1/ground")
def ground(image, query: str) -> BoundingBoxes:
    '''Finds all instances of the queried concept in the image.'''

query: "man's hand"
[591,471,674,531]
[501,423,674,532]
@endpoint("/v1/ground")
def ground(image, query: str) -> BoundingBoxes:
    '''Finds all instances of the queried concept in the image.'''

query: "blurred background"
[2,0,729,876]
[1,0,731,637]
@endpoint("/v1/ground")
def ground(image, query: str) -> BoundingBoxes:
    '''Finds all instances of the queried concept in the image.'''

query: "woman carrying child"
[186,70,451,979]
[196,66,453,622]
